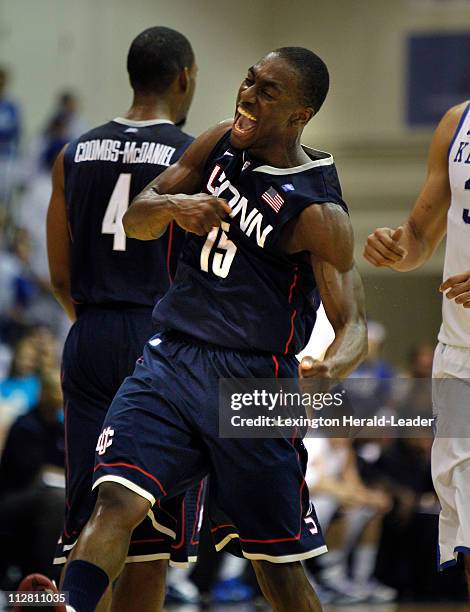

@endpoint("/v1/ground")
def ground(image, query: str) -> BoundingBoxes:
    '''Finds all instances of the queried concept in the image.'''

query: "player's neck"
[124,94,177,123]
[249,137,310,169]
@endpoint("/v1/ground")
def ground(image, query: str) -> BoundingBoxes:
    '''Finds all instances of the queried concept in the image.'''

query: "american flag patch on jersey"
[261,187,284,212]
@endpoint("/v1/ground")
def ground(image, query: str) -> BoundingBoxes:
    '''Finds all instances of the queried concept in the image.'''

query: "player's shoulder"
[178,119,233,170]
[194,119,233,149]
[437,101,470,138]
[443,101,469,123]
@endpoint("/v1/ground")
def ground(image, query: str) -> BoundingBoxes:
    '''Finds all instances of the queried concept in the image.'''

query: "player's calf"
[63,483,151,612]
[111,560,167,612]
[252,560,323,612]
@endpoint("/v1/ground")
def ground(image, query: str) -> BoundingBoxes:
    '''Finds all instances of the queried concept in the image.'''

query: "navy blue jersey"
[153,131,348,354]
[64,118,193,308]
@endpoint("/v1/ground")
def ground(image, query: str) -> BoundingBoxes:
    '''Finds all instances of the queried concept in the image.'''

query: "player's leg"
[197,346,326,608]
[209,437,326,610]
[66,482,150,583]
[63,337,208,612]
[463,554,470,596]
[432,344,470,600]
[252,560,322,612]
[55,315,108,565]
[56,314,117,611]
[111,560,167,612]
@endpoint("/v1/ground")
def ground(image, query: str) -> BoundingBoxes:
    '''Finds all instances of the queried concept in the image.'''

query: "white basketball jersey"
[439,102,470,347]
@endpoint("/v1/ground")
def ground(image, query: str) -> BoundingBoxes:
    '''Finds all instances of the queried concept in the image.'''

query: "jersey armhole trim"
[448,101,470,159]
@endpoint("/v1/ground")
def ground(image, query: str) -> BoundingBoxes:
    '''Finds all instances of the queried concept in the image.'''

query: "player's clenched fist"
[172,194,231,235]
[298,356,333,396]
[363,226,407,268]
[299,356,332,379]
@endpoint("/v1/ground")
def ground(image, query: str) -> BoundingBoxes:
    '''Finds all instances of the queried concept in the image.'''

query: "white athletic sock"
[166,565,191,586]
[218,553,247,580]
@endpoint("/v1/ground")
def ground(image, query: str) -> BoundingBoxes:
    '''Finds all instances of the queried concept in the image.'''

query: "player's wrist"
[166,194,195,220]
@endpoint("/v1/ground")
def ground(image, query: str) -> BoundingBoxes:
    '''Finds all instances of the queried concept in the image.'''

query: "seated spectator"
[369,437,453,599]
[0,370,64,588]
[304,436,395,605]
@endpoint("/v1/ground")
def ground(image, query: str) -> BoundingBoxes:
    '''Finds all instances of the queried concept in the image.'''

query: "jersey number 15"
[200,221,237,278]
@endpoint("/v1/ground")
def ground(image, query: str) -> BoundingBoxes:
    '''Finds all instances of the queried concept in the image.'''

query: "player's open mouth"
[233,106,258,136]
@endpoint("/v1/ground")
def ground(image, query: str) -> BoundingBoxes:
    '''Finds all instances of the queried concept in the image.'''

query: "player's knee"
[93,482,150,531]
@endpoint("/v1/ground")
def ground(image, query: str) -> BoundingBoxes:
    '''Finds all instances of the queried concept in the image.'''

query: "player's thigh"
[208,435,325,563]
[93,349,209,505]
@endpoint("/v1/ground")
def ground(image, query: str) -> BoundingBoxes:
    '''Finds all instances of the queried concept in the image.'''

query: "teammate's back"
[65,118,192,307]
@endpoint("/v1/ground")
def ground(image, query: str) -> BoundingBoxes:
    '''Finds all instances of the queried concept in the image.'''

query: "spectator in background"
[28,325,60,373]
[394,343,435,422]
[374,437,442,599]
[19,89,87,187]
[14,98,77,340]
[348,321,395,409]
[0,213,22,342]
[0,67,21,210]
[0,228,41,342]
[55,90,88,140]
[304,437,394,605]
[0,336,41,443]
[354,345,450,599]
[0,369,64,587]
[408,343,434,378]
[18,115,69,283]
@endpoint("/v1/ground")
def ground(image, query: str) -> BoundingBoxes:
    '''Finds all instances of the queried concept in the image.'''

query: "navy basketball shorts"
[55,306,203,567]
[93,331,327,563]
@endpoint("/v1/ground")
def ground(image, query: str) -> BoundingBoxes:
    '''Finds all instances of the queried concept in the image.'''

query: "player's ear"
[178,67,190,93]
[290,107,314,126]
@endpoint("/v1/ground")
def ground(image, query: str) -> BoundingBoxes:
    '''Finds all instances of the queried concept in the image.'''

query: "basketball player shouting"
[62,47,368,612]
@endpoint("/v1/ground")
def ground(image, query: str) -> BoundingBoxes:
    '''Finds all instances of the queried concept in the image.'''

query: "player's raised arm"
[363,103,465,272]
[123,121,232,240]
[283,202,368,379]
[46,146,76,322]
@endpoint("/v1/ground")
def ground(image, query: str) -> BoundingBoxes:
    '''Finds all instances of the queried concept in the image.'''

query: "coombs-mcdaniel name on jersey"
[74,138,177,166]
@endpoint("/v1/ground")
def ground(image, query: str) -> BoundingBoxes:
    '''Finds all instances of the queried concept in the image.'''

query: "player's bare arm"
[46,146,76,322]
[283,202,368,379]
[363,103,465,271]
[123,121,232,240]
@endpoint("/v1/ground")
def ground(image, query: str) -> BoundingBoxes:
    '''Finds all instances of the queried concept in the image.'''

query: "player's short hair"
[127,26,194,95]
[274,47,329,114]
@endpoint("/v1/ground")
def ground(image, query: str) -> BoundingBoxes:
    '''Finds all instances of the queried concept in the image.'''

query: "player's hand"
[298,357,333,397]
[440,271,470,307]
[172,194,231,236]
[299,356,332,379]
[363,226,407,268]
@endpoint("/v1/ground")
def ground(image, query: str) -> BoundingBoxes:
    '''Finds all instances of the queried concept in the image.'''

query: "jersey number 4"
[200,221,237,278]
[101,173,132,251]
